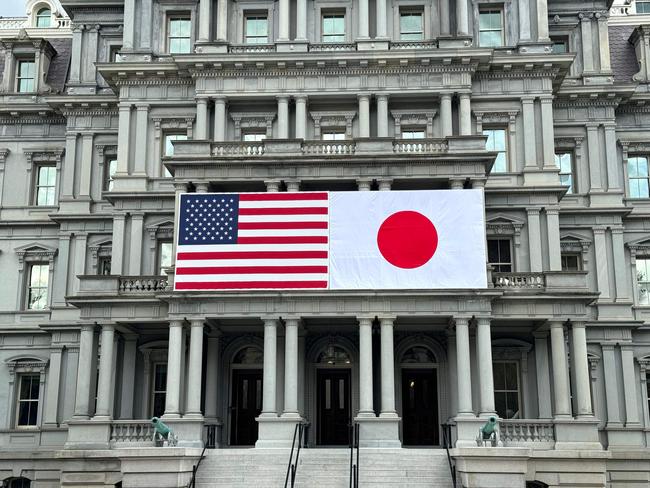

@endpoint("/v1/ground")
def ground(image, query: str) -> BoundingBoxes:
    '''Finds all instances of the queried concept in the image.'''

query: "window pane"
[36,8,51,27]
[243,132,265,142]
[159,242,173,273]
[402,130,425,139]
[493,362,505,390]
[638,258,650,305]
[165,134,188,156]
[638,2,650,13]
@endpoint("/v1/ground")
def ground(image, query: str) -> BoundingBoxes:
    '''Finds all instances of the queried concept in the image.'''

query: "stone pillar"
[62,133,77,199]
[522,97,537,169]
[43,346,63,426]
[198,0,211,42]
[172,182,187,261]
[621,345,640,426]
[455,318,473,416]
[116,103,132,175]
[140,0,153,50]
[79,133,94,198]
[546,206,562,271]
[550,322,572,418]
[357,178,372,191]
[73,232,88,294]
[278,0,290,41]
[265,180,281,192]
[358,317,375,417]
[377,95,389,138]
[261,318,278,417]
[196,97,209,139]
[133,104,148,176]
[128,213,144,275]
[216,0,228,41]
[440,93,453,138]
[358,0,369,39]
[84,25,100,83]
[378,178,392,191]
[296,0,307,40]
[295,96,308,140]
[580,14,594,73]
[586,124,602,191]
[123,0,136,49]
[282,319,300,418]
[110,214,125,275]
[533,332,552,419]
[611,227,630,301]
[593,226,610,300]
[450,178,464,190]
[277,96,289,139]
[536,0,549,42]
[195,182,209,194]
[213,96,227,142]
[604,124,621,191]
[376,0,387,38]
[119,336,138,419]
[94,324,116,419]
[73,325,95,419]
[540,97,556,169]
[456,0,469,36]
[163,320,184,418]
[597,13,611,73]
[204,334,221,419]
[69,24,84,83]
[571,323,593,418]
[527,208,543,272]
[186,319,205,418]
[447,329,458,417]
[459,93,472,136]
[602,344,622,426]
[380,317,397,417]
[358,94,371,138]
[518,0,530,42]
[476,318,495,416]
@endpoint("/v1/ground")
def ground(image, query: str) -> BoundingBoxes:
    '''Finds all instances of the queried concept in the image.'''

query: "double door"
[230,369,262,446]
[401,368,439,445]
[317,369,351,445]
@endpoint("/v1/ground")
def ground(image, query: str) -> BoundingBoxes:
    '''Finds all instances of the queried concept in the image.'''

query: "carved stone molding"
[22,147,65,171]
[152,116,196,139]
[310,111,356,138]
[229,112,276,139]
[390,109,437,138]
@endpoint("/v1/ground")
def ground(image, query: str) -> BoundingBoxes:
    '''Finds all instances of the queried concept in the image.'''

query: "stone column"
[283,318,300,418]
[204,334,221,419]
[73,232,88,295]
[459,93,472,136]
[586,124,602,191]
[440,93,453,137]
[518,0,531,42]
[119,336,137,419]
[602,343,622,426]
[550,322,572,418]
[476,318,495,416]
[593,226,610,300]
[377,95,389,138]
[116,103,132,175]
[69,24,84,84]
[123,0,136,50]
[277,96,289,139]
[527,208,543,272]
[358,94,371,138]
[571,323,593,418]
[447,329,458,417]
[186,319,205,418]
[213,96,227,142]
[216,0,228,41]
[62,133,77,199]
[597,13,611,73]
[133,104,148,176]
[358,0,369,39]
[128,213,144,275]
[94,324,116,419]
[296,0,307,40]
[110,214,125,276]
[376,0,387,38]
[79,133,94,198]
[357,179,372,191]
[163,320,184,418]
[621,345,640,426]
[196,97,209,139]
[522,97,537,169]
[198,0,211,42]
[440,0,450,36]
[378,178,392,191]
[278,0,290,41]
[379,317,397,417]
[172,182,187,261]
[533,332,552,418]
[455,318,473,416]
[358,317,375,417]
[456,0,469,36]
[43,346,63,426]
[295,96,308,140]
[261,318,278,417]
[73,325,96,419]
[546,206,562,271]
[604,124,621,191]
[580,13,594,73]
[540,97,556,169]
[536,0,549,42]
[611,227,629,301]
[84,25,100,83]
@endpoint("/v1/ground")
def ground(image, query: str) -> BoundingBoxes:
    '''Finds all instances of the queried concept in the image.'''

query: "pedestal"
[554,418,602,450]
[64,420,112,450]
[354,416,401,448]
[255,416,304,448]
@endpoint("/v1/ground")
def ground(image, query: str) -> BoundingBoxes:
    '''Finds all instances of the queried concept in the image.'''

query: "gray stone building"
[0,0,649,486]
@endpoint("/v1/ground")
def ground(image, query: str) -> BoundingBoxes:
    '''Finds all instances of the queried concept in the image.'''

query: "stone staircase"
[194,447,454,488]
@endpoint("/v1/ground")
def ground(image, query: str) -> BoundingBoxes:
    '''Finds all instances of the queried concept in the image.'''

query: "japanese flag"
[329,189,487,290]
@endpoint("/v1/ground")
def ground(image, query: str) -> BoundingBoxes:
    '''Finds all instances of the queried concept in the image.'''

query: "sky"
[1,0,28,17]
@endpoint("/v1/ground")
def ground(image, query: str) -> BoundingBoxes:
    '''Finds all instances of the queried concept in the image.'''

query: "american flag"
[174,192,329,290]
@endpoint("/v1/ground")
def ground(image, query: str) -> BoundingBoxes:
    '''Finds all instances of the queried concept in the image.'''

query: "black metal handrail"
[348,422,359,488]
[284,422,307,488]
[187,445,207,488]
[441,423,457,488]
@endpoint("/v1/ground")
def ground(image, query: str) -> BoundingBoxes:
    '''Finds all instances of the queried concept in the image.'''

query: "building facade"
[0,0,650,486]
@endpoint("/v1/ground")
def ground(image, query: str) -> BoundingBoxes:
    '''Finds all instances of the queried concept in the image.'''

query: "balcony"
[499,420,555,449]
[492,271,590,294]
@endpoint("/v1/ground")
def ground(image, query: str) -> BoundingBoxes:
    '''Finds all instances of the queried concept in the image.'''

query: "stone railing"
[57,18,71,28]
[500,420,555,448]
[212,141,265,156]
[229,44,276,53]
[389,40,438,50]
[110,421,155,446]
[118,276,168,293]
[0,18,27,29]
[309,43,357,52]
[393,139,448,153]
[302,140,356,155]
[492,272,546,290]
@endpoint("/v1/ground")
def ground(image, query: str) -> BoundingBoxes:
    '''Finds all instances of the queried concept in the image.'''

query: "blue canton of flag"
[178,194,240,245]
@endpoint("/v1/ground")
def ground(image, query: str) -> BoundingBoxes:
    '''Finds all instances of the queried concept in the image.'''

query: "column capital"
[100,323,116,332]
[283,317,301,327]
[532,330,549,339]
[357,178,372,191]
[118,102,133,110]
[213,95,228,104]
[262,317,280,328]
[592,225,607,234]
[294,95,308,102]
[276,95,290,102]
[548,321,566,330]
[195,182,209,193]
[358,316,374,327]
[135,103,150,111]
[376,93,389,101]
[475,317,491,327]
[526,207,541,216]
[190,318,205,328]
[620,343,635,352]
[440,92,453,100]
[571,321,587,330]
[357,93,372,101]
[600,342,617,351]
[169,319,185,328]
[521,96,535,104]
[80,323,96,333]
[378,316,396,326]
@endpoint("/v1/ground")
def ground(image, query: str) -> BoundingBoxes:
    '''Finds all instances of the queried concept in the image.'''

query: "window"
[488,239,512,272]
[104,158,117,191]
[16,374,40,426]
[4,477,32,488]
[35,165,56,206]
[484,128,508,173]
[400,10,424,41]
[322,131,346,141]
[98,256,112,275]
[628,156,650,198]
[245,15,268,44]
[167,16,192,53]
[151,363,167,417]
[479,9,504,47]
[555,152,574,193]
[638,1,650,13]
[493,361,520,419]
[401,129,426,139]
[157,241,173,274]
[322,13,345,42]
[561,253,582,271]
[638,257,650,305]
[16,60,36,93]
[27,263,49,310]
[163,134,187,177]
[36,8,51,27]
[551,37,568,54]
[242,131,266,142]
[109,45,122,62]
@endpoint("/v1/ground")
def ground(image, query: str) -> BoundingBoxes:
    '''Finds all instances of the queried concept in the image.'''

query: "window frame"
[157,240,173,275]
[166,14,193,54]
[151,362,168,418]
[26,262,50,311]
[550,36,569,54]
[492,360,522,420]
[244,12,270,44]
[627,155,650,199]
[554,151,575,193]
[401,128,426,139]
[321,11,346,43]
[34,164,57,206]
[15,59,36,93]
[399,8,424,41]
[483,127,509,173]
[487,238,513,273]
[637,256,650,306]
[561,252,583,271]
[478,7,505,48]
[35,7,52,28]
[637,1,650,14]
[103,156,118,192]
[321,130,347,141]
[16,374,41,427]
[6,358,47,431]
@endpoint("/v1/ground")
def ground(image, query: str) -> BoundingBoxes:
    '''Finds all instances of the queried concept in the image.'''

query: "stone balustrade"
[393,139,448,153]
[303,140,356,155]
[309,43,357,52]
[0,18,27,29]
[118,276,168,293]
[492,272,546,290]
[110,421,155,447]
[212,141,265,156]
[389,40,439,50]
[229,44,276,53]
[500,420,555,449]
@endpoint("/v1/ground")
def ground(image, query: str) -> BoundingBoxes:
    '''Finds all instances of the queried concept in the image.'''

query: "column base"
[354,416,401,448]
[255,415,304,448]
[453,416,485,448]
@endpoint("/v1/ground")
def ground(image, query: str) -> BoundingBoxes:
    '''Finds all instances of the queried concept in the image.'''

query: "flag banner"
[174,190,487,291]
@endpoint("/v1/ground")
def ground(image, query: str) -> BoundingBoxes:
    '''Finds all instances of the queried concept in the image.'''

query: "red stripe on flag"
[175,281,328,290]
[239,207,328,215]
[177,251,328,260]
[238,221,328,230]
[239,193,328,201]
[176,265,328,275]
[237,236,327,244]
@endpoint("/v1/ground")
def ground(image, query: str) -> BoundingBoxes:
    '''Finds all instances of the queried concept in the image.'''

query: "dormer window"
[16,60,36,93]
[36,8,52,28]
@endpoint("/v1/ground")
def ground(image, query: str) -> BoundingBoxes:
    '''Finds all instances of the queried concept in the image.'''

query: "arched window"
[233,346,263,365]
[35,8,51,28]
[401,346,436,364]
[317,344,351,365]
[3,477,31,488]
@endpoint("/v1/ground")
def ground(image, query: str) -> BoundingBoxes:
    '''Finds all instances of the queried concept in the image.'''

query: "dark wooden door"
[401,368,439,445]
[230,369,262,446]
[317,369,351,445]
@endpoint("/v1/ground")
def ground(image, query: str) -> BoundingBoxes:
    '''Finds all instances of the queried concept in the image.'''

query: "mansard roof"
[609,24,640,83]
